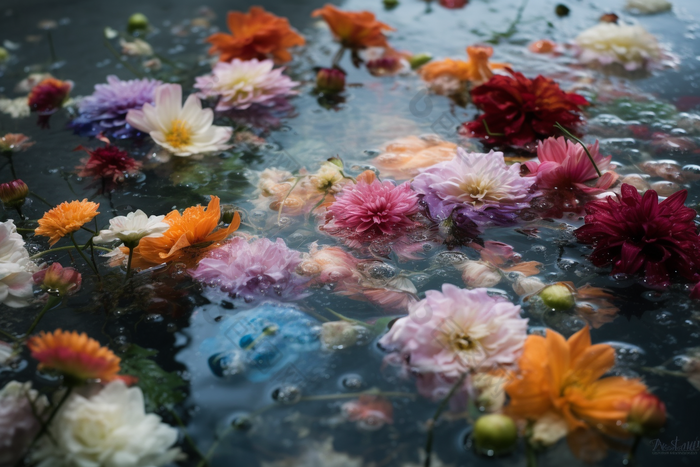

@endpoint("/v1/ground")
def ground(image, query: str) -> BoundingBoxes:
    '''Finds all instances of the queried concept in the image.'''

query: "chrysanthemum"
[75,142,141,188]
[412,148,538,232]
[28,330,121,382]
[70,75,162,138]
[379,284,528,376]
[126,84,233,157]
[191,237,309,302]
[575,23,663,71]
[34,199,100,246]
[312,4,394,50]
[574,184,700,287]
[194,58,298,111]
[419,46,508,87]
[93,210,169,247]
[462,70,589,147]
[205,6,305,63]
[129,196,240,269]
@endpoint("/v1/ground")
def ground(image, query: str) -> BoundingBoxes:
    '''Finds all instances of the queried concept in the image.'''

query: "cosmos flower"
[0,220,37,308]
[33,263,82,297]
[191,236,309,302]
[412,148,538,233]
[312,4,394,50]
[625,0,672,14]
[0,133,33,152]
[574,23,663,71]
[0,381,48,466]
[462,70,589,148]
[575,184,700,287]
[371,135,457,180]
[195,58,299,111]
[34,199,100,246]
[205,6,305,63]
[505,327,648,446]
[419,46,508,87]
[27,77,73,115]
[28,329,122,382]
[126,84,233,157]
[70,75,162,138]
[129,196,240,270]
[379,284,527,378]
[93,210,169,247]
[75,142,141,189]
[31,380,181,467]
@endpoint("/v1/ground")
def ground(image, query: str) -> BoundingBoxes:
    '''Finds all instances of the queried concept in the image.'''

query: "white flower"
[0,340,13,365]
[0,220,36,308]
[32,380,181,467]
[119,38,154,57]
[126,83,233,156]
[625,0,672,14]
[0,97,30,118]
[1,381,48,466]
[530,411,568,447]
[93,210,169,246]
[575,23,663,71]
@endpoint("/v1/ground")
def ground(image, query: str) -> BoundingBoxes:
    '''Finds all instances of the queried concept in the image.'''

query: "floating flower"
[0,133,33,152]
[119,38,153,56]
[0,381,48,466]
[126,84,233,157]
[0,97,30,119]
[191,237,309,302]
[371,135,457,180]
[625,0,672,14]
[574,184,700,287]
[462,70,589,147]
[205,6,305,63]
[457,241,541,288]
[33,263,82,297]
[195,58,299,111]
[93,210,169,247]
[419,46,508,88]
[75,142,141,189]
[31,380,181,467]
[0,220,38,308]
[342,395,393,431]
[312,4,394,50]
[528,39,558,54]
[380,284,528,377]
[28,77,73,115]
[505,326,648,445]
[316,67,346,93]
[0,179,29,209]
[412,148,538,234]
[130,196,240,269]
[70,75,161,138]
[574,23,663,71]
[28,329,121,382]
[34,199,100,246]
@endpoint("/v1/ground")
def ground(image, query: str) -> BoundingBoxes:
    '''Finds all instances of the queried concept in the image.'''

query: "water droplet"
[271,384,302,404]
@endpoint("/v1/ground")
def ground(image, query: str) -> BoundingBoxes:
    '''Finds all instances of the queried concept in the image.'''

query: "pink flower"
[33,263,82,297]
[342,395,393,431]
[379,284,527,377]
[297,242,361,285]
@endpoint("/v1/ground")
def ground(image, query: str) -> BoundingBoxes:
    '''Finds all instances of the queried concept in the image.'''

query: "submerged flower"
[412,148,538,231]
[0,220,37,308]
[130,196,240,269]
[625,0,672,15]
[32,380,181,467]
[75,142,141,187]
[380,284,528,376]
[316,67,346,93]
[126,84,233,156]
[70,75,161,138]
[312,4,394,50]
[0,133,33,152]
[33,263,82,297]
[419,46,508,87]
[205,6,305,63]
[93,210,169,247]
[574,23,663,71]
[342,395,394,431]
[575,184,700,287]
[0,381,48,466]
[34,199,100,246]
[505,327,648,443]
[28,77,73,115]
[371,135,457,180]
[195,58,298,111]
[463,70,589,147]
[191,237,309,302]
[28,329,121,382]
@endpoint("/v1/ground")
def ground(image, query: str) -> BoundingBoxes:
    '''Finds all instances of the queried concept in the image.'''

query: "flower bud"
[33,263,82,297]
[383,0,400,10]
[472,414,518,456]
[538,282,575,311]
[127,13,149,34]
[0,179,29,209]
[555,4,570,17]
[627,392,666,436]
[220,204,238,225]
[409,53,433,70]
[316,68,345,94]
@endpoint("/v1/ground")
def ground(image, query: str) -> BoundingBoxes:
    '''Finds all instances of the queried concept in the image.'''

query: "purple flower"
[70,75,162,139]
[190,237,309,302]
[412,148,539,235]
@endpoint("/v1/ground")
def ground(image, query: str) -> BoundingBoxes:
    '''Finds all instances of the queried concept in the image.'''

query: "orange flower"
[419,46,509,86]
[371,135,457,180]
[28,329,121,382]
[130,195,240,269]
[35,199,100,246]
[312,4,394,50]
[205,6,305,63]
[505,326,647,439]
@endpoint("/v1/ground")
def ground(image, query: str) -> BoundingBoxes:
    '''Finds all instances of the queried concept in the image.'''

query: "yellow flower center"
[165,120,192,149]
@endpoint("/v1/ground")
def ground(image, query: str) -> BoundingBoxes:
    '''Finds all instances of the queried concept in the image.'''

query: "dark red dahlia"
[575,183,700,287]
[75,143,141,189]
[461,69,589,147]
[28,77,73,128]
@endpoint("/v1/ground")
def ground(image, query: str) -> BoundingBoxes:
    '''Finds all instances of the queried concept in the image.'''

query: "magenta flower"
[575,184,700,287]
[190,237,309,302]
[33,263,82,297]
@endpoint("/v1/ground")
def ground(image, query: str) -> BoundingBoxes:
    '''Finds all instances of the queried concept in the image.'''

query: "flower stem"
[526,440,538,467]
[424,372,468,467]
[70,233,100,276]
[7,153,18,179]
[0,327,18,342]
[29,386,73,451]
[103,37,145,78]
[555,122,602,178]
[331,46,346,68]
[29,244,112,260]
[47,31,58,63]
[626,435,642,465]
[29,191,54,208]
[24,296,61,337]
[124,246,134,283]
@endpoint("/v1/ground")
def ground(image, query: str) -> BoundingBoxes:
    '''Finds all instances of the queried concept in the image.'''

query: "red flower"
[75,142,141,191]
[575,184,700,287]
[461,69,589,148]
[28,77,73,128]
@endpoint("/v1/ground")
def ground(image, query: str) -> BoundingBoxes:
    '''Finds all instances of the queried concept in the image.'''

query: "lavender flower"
[70,75,162,139]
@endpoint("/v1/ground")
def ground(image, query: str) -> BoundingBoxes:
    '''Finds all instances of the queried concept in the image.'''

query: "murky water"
[2,0,700,466]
